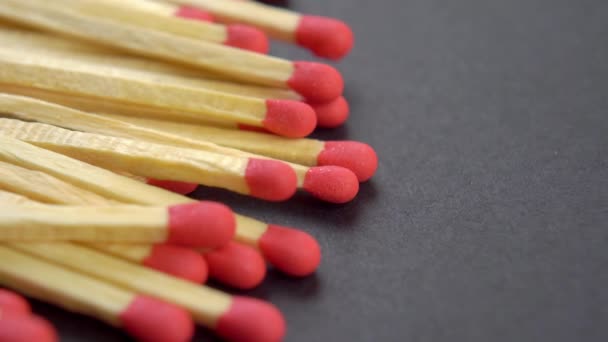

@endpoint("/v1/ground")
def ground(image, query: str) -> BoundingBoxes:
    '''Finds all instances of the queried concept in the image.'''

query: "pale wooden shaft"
[88,243,153,262]
[0,119,252,195]
[103,113,326,166]
[0,136,189,205]
[0,160,110,205]
[10,242,232,327]
[0,205,169,243]
[53,0,227,43]
[0,190,37,206]
[0,94,309,186]
[0,48,268,125]
[0,245,132,326]
[168,0,300,40]
[0,0,294,87]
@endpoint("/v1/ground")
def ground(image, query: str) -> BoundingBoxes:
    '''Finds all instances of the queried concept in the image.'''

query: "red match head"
[143,244,208,283]
[0,316,57,342]
[259,224,321,277]
[120,295,194,342]
[317,141,378,182]
[174,5,215,22]
[167,201,236,248]
[296,15,354,60]
[224,24,269,54]
[303,166,359,203]
[245,158,297,201]
[216,296,285,342]
[146,179,198,195]
[287,61,344,103]
[203,241,266,289]
[263,99,317,138]
[307,96,350,128]
[0,289,30,316]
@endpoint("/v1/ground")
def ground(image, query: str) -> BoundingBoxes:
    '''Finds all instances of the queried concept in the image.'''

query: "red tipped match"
[143,245,208,283]
[245,158,297,201]
[225,24,269,54]
[147,179,198,195]
[307,96,350,128]
[296,15,354,60]
[303,166,359,203]
[263,99,317,138]
[0,289,31,316]
[174,5,215,22]
[0,316,57,342]
[317,141,379,182]
[287,61,344,103]
[167,201,236,248]
[119,295,194,342]
[203,242,266,289]
[259,225,321,277]
[216,296,285,342]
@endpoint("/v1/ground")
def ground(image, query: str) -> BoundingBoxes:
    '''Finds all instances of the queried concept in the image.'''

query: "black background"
[32,0,608,341]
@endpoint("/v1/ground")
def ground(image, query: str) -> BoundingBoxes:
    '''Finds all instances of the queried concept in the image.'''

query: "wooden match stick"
[0,0,343,102]
[0,184,208,283]
[115,0,215,23]
[104,113,379,182]
[0,201,235,248]
[8,242,286,342]
[52,0,269,53]
[166,0,354,59]
[0,245,194,342]
[0,43,317,138]
[0,94,360,203]
[0,137,320,276]
[0,119,299,201]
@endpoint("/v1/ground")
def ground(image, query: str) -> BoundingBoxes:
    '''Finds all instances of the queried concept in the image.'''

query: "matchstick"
[0,245,194,342]
[0,119,299,201]
[53,0,269,53]
[0,0,343,102]
[8,242,286,342]
[121,0,216,22]
[102,113,379,182]
[0,138,320,276]
[167,0,354,59]
[0,288,31,316]
[0,94,359,203]
[201,241,266,289]
[0,45,317,138]
[0,316,57,342]
[0,202,235,248]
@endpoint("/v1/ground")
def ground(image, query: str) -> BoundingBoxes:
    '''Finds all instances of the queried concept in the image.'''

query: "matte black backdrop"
[31,0,608,341]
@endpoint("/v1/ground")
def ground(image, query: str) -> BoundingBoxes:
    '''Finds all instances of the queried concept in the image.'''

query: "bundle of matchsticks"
[0,0,377,341]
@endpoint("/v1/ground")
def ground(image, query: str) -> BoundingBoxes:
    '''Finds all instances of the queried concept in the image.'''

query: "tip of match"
[225,24,270,54]
[147,179,198,195]
[216,296,286,342]
[296,15,354,60]
[143,244,209,283]
[245,158,297,201]
[259,225,321,277]
[174,5,215,22]
[0,289,31,316]
[288,61,344,103]
[318,141,378,182]
[307,96,350,128]
[0,316,57,342]
[204,242,266,289]
[263,99,317,138]
[303,166,359,203]
[167,201,236,248]
[120,295,194,342]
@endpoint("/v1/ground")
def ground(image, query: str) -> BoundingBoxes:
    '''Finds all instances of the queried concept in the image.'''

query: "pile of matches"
[0,0,378,341]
